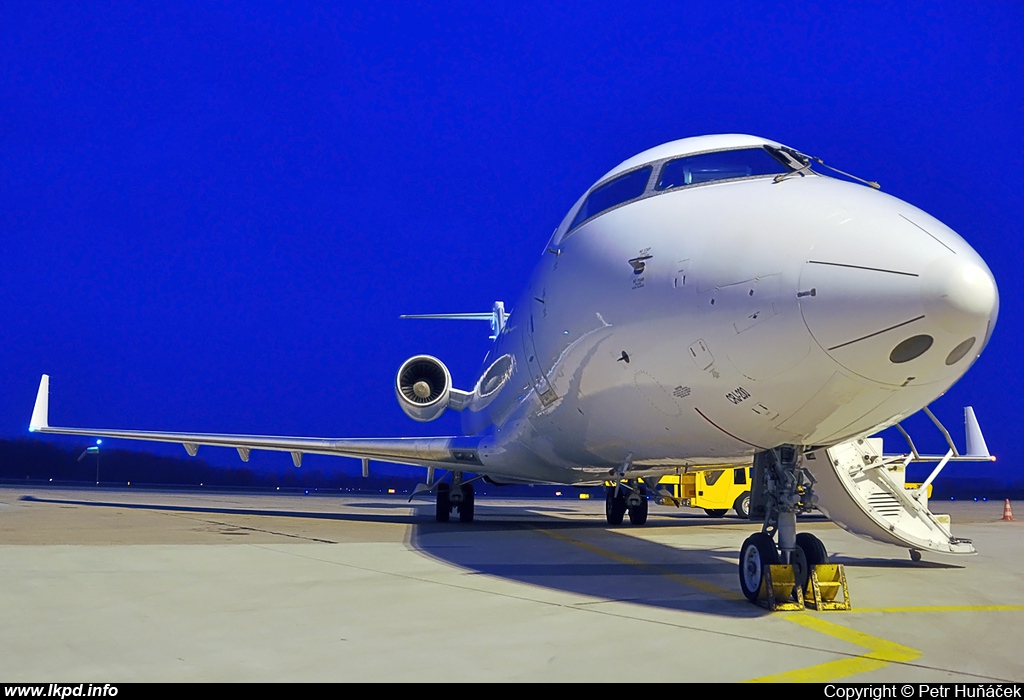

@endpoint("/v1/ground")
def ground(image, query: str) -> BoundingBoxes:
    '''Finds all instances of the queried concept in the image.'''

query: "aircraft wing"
[28,375,483,470]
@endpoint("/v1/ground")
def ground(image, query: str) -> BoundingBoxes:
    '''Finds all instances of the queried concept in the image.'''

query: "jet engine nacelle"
[395,355,454,422]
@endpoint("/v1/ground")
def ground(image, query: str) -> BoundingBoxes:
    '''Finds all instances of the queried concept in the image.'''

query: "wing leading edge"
[29,375,483,470]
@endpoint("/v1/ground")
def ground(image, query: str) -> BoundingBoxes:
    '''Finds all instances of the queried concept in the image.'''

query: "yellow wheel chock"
[805,564,851,611]
[758,563,851,611]
[760,564,805,611]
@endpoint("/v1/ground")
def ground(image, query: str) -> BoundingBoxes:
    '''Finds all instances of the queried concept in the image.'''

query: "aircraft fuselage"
[462,135,997,485]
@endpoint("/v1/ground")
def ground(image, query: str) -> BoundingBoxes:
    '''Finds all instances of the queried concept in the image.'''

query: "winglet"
[965,406,990,458]
[29,374,50,432]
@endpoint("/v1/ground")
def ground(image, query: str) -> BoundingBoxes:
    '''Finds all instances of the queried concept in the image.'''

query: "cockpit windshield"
[656,147,789,190]
[563,145,800,238]
[569,166,652,231]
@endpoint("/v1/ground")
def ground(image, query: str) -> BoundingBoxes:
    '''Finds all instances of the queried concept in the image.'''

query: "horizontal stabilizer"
[401,301,507,339]
[400,313,492,320]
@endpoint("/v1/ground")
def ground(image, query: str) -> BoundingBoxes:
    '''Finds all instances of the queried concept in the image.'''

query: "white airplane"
[29,134,999,602]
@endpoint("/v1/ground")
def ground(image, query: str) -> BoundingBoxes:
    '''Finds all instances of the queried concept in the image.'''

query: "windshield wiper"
[807,154,880,189]
[770,146,881,189]
[767,146,813,183]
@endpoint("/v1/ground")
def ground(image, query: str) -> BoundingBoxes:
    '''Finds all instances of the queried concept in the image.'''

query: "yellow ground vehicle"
[658,470,926,520]
[659,468,751,518]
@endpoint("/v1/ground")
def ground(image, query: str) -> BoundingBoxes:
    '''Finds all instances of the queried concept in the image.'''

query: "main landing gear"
[605,481,648,526]
[434,472,475,523]
[738,446,830,603]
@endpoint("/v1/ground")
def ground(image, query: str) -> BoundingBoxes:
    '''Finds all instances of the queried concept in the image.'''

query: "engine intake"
[396,355,452,422]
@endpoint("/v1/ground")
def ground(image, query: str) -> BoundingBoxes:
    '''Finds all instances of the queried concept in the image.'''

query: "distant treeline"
[0,438,1018,500]
[931,478,1024,501]
[0,438,430,492]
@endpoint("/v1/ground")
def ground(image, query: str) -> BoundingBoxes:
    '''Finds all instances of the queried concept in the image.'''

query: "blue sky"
[2,2,1021,480]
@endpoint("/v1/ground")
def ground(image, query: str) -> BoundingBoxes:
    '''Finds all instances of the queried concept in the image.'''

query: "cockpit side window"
[569,166,652,231]
[656,147,788,191]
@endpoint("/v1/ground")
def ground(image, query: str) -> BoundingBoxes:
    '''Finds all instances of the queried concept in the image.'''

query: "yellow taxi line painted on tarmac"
[855,605,1024,613]
[535,528,922,683]
[747,614,921,683]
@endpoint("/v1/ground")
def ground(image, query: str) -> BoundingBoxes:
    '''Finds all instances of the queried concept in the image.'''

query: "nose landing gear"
[739,446,831,605]
[739,532,778,601]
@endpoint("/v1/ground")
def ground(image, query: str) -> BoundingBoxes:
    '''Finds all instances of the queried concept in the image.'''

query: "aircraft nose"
[797,216,997,387]
[920,255,998,336]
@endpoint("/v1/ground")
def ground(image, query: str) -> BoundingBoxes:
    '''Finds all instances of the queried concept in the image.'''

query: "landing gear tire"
[733,491,751,519]
[458,483,475,523]
[793,532,829,590]
[703,508,727,517]
[605,488,627,526]
[796,532,828,566]
[909,549,922,562]
[435,483,451,523]
[739,532,778,603]
[628,493,648,525]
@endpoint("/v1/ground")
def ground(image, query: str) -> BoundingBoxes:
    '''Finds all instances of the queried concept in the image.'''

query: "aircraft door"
[805,439,975,555]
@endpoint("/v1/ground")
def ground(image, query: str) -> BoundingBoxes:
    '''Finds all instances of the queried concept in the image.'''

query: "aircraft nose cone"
[921,255,998,335]
[791,185,998,389]
[799,246,997,387]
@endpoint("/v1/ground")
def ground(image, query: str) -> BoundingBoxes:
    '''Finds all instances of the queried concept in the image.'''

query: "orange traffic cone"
[1002,499,1015,521]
